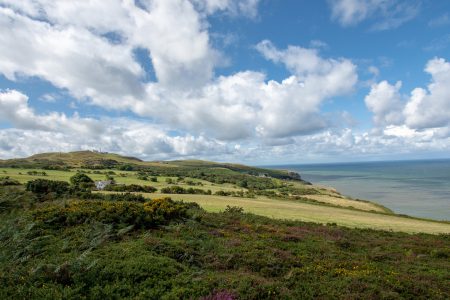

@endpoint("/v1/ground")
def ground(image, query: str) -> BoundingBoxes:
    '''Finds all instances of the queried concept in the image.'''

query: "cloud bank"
[0,0,448,162]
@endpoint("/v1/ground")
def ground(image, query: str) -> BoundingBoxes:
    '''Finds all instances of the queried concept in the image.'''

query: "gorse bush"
[25,179,70,198]
[33,197,191,229]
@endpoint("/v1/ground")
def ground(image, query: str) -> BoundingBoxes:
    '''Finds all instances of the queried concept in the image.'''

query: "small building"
[95,180,113,190]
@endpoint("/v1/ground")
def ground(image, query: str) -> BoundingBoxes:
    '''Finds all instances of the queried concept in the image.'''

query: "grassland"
[1,185,449,299]
[2,163,449,234]
[0,151,449,299]
[96,192,448,234]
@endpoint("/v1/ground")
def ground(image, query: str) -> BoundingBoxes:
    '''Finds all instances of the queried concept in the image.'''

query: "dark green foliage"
[104,184,157,193]
[0,176,20,186]
[25,179,70,198]
[160,185,211,195]
[70,173,94,189]
[0,185,449,299]
[101,192,147,202]
[81,159,119,169]
[26,170,47,176]
[117,164,135,171]
[214,190,254,198]
[224,205,244,214]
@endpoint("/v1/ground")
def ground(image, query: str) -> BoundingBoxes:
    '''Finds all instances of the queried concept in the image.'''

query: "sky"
[0,0,449,164]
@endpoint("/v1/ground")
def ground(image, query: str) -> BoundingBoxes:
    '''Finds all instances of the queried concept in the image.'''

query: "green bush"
[160,185,210,195]
[33,197,190,228]
[104,184,157,193]
[70,173,94,189]
[25,179,70,198]
[0,176,20,186]
[102,192,147,202]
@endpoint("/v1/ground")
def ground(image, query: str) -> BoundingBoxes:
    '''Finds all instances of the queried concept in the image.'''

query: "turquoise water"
[271,159,450,221]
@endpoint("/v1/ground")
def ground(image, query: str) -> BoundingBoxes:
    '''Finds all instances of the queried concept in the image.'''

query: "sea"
[269,159,450,221]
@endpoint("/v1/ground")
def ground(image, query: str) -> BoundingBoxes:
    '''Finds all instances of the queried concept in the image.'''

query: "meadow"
[0,151,449,299]
[0,184,449,299]
[2,166,449,234]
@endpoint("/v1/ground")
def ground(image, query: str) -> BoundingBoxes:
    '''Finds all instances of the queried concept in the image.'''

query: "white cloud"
[0,89,449,163]
[191,0,260,18]
[0,89,230,160]
[0,89,104,135]
[0,5,144,108]
[0,1,360,144]
[152,41,359,140]
[329,0,370,26]
[403,58,450,129]
[329,0,420,30]
[365,80,404,126]
[2,0,447,163]
[366,57,450,131]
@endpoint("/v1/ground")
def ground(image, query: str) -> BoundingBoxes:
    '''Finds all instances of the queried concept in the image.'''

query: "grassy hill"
[0,151,449,298]
[0,185,449,299]
[1,151,449,234]
[0,151,302,181]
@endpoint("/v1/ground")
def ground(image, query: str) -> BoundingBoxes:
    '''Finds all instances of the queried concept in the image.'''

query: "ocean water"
[270,159,450,221]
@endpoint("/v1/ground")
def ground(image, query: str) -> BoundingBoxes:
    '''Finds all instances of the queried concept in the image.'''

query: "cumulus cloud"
[328,0,420,30]
[156,41,359,140]
[365,80,404,126]
[0,89,104,135]
[0,90,230,160]
[0,1,360,144]
[0,127,230,160]
[365,58,450,131]
[2,0,446,162]
[403,58,450,129]
[0,5,144,108]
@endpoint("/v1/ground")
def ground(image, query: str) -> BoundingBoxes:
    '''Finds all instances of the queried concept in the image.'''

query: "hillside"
[1,151,449,234]
[0,186,449,299]
[0,151,449,298]
[0,151,302,181]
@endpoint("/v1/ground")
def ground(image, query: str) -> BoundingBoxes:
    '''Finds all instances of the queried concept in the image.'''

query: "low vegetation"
[0,184,449,299]
[0,151,449,298]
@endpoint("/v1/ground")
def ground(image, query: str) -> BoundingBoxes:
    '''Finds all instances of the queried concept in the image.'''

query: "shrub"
[104,184,157,193]
[26,171,47,176]
[103,192,147,202]
[25,179,70,198]
[70,173,94,189]
[33,198,190,228]
[0,176,20,186]
[224,205,244,214]
[160,186,210,195]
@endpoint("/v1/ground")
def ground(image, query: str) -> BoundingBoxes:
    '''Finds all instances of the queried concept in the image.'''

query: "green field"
[3,164,450,234]
[1,151,449,299]
[99,192,450,234]
[0,168,241,192]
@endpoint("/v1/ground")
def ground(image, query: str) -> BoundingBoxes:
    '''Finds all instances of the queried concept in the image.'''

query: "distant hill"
[0,151,304,182]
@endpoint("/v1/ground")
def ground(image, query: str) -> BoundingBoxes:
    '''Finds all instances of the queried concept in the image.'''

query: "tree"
[70,173,94,189]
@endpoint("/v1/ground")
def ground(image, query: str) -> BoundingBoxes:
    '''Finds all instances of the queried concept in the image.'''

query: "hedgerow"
[32,197,190,229]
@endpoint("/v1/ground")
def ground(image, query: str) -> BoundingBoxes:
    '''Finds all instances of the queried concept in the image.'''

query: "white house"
[95,180,113,190]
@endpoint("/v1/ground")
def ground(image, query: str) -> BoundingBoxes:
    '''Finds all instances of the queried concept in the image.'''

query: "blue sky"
[0,0,449,164]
